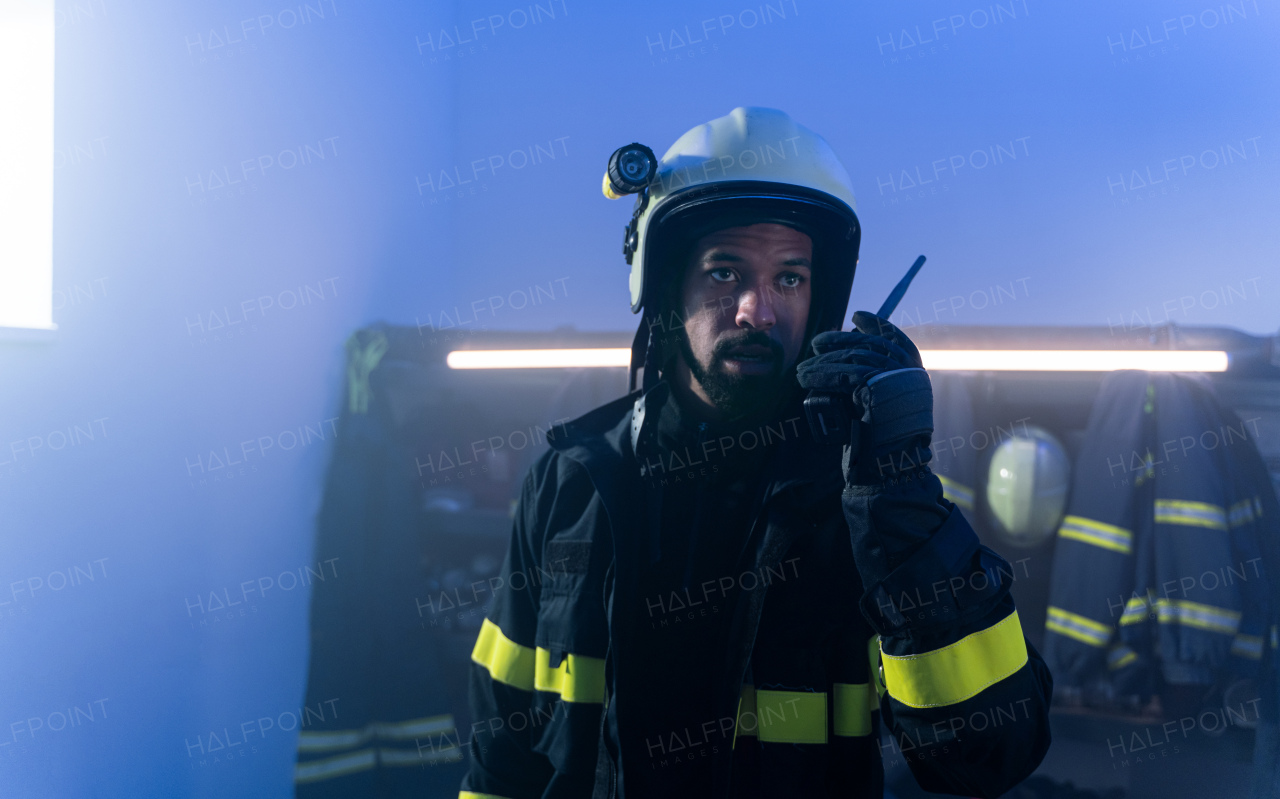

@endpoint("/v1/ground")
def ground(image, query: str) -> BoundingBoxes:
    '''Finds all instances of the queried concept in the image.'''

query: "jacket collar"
[545,383,844,514]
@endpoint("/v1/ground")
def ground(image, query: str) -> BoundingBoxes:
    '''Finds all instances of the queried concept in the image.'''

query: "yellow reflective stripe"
[1058,515,1132,554]
[881,611,1028,708]
[473,620,605,701]
[1119,596,1150,626]
[736,686,829,744]
[1109,651,1137,670]
[294,748,377,784]
[938,475,974,511]
[833,682,872,737]
[1154,598,1240,634]
[534,647,605,703]
[756,690,827,744]
[1059,529,1131,554]
[1107,645,1138,670]
[1046,606,1112,647]
[1046,619,1103,646]
[471,618,535,692]
[461,793,513,799]
[297,714,456,751]
[1155,499,1227,531]
[1232,634,1264,660]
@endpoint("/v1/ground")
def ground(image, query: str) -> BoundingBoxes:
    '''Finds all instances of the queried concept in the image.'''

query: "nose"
[735,288,776,331]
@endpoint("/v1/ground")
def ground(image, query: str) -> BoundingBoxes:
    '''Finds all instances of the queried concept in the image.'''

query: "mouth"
[719,342,779,375]
[724,344,774,362]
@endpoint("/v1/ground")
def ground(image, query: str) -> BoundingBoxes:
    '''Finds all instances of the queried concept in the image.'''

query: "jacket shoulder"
[517,391,639,557]
[545,390,640,452]
[524,443,594,514]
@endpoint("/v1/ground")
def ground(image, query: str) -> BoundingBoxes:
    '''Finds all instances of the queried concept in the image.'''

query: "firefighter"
[459,107,1052,799]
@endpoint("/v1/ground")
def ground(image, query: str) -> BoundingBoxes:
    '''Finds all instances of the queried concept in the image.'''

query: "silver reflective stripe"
[1228,499,1256,527]
[1154,599,1240,634]
[297,714,456,752]
[1232,635,1264,659]
[1046,606,1111,647]
[1154,499,1227,531]
[297,728,372,752]
[1107,645,1137,670]
[1119,596,1150,626]
[378,746,463,766]
[294,748,377,784]
[373,715,456,740]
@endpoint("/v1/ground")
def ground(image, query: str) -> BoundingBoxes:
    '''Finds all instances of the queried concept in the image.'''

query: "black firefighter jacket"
[458,382,1053,799]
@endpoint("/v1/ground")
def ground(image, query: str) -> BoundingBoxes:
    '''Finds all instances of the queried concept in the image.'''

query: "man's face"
[671,222,813,419]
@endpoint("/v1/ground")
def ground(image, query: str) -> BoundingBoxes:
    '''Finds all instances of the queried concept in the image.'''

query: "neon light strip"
[446,348,632,369]
[920,350,1228,372]
[445,348,1229,372]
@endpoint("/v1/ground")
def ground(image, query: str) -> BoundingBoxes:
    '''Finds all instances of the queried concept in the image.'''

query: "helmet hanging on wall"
[985,426,1073,549]
[601,107,862,391]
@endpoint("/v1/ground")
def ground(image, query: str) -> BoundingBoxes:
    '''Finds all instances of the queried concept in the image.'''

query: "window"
[0,0,55,336]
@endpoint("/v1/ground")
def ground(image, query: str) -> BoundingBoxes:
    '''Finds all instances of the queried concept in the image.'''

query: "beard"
[676,329,792,421]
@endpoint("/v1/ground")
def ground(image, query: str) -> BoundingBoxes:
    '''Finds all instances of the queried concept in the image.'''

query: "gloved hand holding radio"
[797,310,973,614]
[796,311,935,487]
[797,311,1012,636]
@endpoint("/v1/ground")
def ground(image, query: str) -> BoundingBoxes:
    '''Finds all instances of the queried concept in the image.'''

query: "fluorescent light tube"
[919,350,1228,372]
[446,348,632,369]
[445,348,1229,372]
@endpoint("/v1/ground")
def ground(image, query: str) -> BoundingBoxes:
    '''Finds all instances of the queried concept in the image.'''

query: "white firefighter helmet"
[603,107,861,389]
[985,426,1072,548]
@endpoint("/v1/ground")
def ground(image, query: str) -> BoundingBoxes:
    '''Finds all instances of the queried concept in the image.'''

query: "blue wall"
[1,0,1276,795]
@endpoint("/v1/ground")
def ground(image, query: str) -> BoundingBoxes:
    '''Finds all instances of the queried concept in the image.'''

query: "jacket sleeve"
[1041,370,1152,688]
[844,471,1053,799]
[459,465,556,799]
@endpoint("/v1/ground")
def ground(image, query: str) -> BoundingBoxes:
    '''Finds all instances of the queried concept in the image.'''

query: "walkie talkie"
[804,255,927,447]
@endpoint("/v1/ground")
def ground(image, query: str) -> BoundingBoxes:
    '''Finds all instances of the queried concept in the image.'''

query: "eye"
[779,272,804,289]
[709,267,736,283]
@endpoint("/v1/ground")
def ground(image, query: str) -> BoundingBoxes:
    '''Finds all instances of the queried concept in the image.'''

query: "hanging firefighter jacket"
[1201,378,1275,682]
[292,329,472,798]
[460,379,1052,799]
[1226,398,1280,722]
[1044,370,1276,696]
[1044,371,1152,685]
[1152,375,1270,683]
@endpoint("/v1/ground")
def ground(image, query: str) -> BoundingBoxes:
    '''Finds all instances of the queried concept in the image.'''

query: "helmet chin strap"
[627,319,646,393]
[628,314,663,393]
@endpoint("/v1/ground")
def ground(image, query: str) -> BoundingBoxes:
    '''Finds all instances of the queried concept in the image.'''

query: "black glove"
[797,311,934,486]
[800,313,1010,637]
